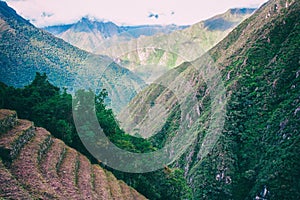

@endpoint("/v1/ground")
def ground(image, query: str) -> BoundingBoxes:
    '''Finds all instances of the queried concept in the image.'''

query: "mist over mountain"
[45,17,189,37]
[203,8,256,31]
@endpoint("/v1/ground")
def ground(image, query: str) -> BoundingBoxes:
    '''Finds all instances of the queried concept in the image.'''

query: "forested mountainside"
[0,1,145,113]
[1,0,299,199]
[119,0,300,199]
[0,109,147,199]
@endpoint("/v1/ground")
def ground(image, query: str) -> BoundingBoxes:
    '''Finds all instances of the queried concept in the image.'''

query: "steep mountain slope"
[0,109,147,199]
[95,8,255,83]
[0,1,145,113]
[44,18,188,52]
[118,0,300,199]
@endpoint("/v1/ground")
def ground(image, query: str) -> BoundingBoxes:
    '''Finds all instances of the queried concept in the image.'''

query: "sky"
[4,0,269,27]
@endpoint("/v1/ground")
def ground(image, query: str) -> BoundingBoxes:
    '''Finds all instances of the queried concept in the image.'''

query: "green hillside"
[0,1,145,113]
[1,0,299,199]
[119,0,300,199]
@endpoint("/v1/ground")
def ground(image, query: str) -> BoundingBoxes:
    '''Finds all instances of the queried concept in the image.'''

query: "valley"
[0,0,299,199]
[45,8,255,83]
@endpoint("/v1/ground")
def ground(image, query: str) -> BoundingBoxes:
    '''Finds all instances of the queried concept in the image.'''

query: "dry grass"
[119,180,134,199]
[0,119,33,149]
[0,109,16,121]
[0,110,147,199]
[92,165,112,199]
[77,154,98,199]
[105,170,124,200]
[10,127,57,199]
[57,147,83,199]
[0,158,31,199]
[40,138,68,198]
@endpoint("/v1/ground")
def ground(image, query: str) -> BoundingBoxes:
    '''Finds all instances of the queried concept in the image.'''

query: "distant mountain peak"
[44,18,189,46]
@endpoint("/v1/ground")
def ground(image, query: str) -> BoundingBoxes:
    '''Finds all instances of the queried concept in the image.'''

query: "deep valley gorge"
[0,0,299,199]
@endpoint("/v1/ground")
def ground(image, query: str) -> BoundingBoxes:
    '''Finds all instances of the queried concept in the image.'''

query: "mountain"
[43,9,254,84]
[0,109,147,199]
[44,18,188,52]
[118,0,300,199]
[95,8,256,83]
[0,1,145,113]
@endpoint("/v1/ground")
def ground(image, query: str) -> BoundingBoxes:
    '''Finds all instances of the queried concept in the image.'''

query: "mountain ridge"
[203,8,256,31]
[42,7,255,85]
[44,17,189,53]
[44,17,189,39]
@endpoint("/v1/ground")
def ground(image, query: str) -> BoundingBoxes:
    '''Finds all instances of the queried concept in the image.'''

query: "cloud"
[148,13,159,19]
[4,0,268,27]
[41,12,54,18]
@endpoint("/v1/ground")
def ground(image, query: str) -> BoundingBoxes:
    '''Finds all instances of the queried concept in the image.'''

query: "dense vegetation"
[118,0,300,199]
[0,72,191,199]
[1,0,299,199]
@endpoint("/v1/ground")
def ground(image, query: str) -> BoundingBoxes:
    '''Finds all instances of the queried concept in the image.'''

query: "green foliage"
[0,72,192,199]
[129,1,300,199]
[1,72,75,146]
[112,167,192,200]
[183,2,300,199]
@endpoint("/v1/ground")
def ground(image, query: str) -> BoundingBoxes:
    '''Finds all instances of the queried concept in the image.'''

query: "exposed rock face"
[0,109,147,200]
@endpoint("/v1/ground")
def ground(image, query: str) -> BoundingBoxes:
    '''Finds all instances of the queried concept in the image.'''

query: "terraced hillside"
[0,109,147,199]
